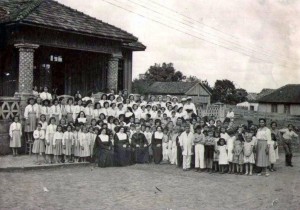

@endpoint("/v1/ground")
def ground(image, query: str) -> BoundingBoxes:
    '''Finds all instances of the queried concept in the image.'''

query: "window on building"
[284,104,290,114]
[271,104,277,113]
[250,106,254,111]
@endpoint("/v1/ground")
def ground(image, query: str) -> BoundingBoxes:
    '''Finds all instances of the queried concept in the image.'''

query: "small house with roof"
[146,82,212,108]
[257,84,300,115]
[0,0,146,97]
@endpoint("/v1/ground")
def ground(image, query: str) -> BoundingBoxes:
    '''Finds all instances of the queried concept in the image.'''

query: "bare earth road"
[0,154,300,210]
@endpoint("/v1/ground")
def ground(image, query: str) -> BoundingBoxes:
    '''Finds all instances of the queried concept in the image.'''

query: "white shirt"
[279,129,299,140]
[179,131,195,156]
[24,104,37,119]
[63,131,74,145]
[40,92,52,100]
[33,129,45,140]
[9,122,22,137]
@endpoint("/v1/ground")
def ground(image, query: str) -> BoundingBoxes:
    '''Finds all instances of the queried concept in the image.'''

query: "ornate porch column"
[14,43,39,94]
[14,43,39,118]
[107,54,122,92]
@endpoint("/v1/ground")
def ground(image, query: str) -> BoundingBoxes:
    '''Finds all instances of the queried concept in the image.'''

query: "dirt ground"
[0,153,300,210]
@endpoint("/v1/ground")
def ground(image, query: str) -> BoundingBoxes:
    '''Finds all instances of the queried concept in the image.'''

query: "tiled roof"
[258,84,300,104]
[0,0,141,42]
[122,41,146,51]
[146,82,199,95]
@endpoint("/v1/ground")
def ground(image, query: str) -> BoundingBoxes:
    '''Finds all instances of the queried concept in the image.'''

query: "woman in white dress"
[9,116,22,156]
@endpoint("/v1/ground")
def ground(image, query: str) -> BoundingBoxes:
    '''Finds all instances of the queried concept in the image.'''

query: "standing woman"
[114,126,131,166]
[85,100,94,125]
[152,126,164,164]
[93,102,102,121]
[269,122,280,171]
[65,98,75,123]
[256,118,271,176]
[50,99,61,124]
[41,99,51,123]
[24,97,37,143]
[45,117,57,164]
[9,115,22,156]
[95,128,113,167]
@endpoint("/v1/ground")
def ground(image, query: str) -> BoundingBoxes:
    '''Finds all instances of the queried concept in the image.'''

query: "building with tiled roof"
[146,82,212,108]
[257,84,300,115]
[0,0,146,96]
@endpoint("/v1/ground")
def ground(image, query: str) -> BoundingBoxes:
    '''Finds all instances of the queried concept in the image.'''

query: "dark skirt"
[135,147,149,163]
[115,145,132,166]
[205,145,214,160]
[177,145,183,167]
[98,148,114,168]
[153,145,162,164]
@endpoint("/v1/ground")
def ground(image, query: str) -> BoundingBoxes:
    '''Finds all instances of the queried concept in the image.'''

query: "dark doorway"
[51,62,65,95]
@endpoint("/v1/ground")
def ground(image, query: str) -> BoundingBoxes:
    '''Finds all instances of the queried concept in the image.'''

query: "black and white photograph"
[0,0,300,209]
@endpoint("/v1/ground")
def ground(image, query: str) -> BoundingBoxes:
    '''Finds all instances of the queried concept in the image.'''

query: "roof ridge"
[13,0,43,22]
[50,0,138,41]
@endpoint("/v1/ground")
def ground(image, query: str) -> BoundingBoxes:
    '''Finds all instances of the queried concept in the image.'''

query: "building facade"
[0,0,146,97]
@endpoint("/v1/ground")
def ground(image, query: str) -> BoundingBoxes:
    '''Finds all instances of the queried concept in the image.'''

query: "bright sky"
[58,0,300,93]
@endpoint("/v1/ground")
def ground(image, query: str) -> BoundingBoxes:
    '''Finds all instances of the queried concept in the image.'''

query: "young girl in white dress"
[63,125,74,163]
[73,124,82,163]
[80,126,90,162]
[32,123,46,164]
[45,117,57,164]
[53,125,64,163]
[9,115,22,156]
[243,131,255,176]
[217,138,228,174]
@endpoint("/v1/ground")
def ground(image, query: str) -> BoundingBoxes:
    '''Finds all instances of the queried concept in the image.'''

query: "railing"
[197,105,226,119]
[0,97,21,120]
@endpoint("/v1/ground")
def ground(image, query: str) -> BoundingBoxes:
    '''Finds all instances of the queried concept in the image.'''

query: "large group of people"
[9,87,299,176]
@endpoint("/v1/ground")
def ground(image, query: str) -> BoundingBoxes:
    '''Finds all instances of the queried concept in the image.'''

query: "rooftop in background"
[258,84,300,104]
[146,82,212,95]
[0,0,145,49]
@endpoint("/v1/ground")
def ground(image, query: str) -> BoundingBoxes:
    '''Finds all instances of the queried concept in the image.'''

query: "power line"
[126,0,292,65]
[144,0,289,60]
[101,0,280,65]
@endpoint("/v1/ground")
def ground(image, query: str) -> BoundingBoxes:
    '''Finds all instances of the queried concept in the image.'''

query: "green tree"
[144,63,185,82]
[212,79,237,104]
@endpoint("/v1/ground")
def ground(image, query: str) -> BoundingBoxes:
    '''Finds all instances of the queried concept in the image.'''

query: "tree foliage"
[211,79,247,104]
[144,63,185,82]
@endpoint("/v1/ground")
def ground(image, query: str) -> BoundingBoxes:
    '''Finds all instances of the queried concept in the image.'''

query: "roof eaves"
[19,21,136,42]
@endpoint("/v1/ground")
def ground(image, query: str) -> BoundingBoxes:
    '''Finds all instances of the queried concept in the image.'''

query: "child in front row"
[32,123,46,164]
[63,124,74,163]
[80,126,90,162]
[217,138,228,174]
[243,131,255,176]
[45,117,57,164]
[53,125,64,163]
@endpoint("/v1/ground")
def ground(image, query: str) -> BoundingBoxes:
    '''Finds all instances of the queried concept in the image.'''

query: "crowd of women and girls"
[9,86,299,176]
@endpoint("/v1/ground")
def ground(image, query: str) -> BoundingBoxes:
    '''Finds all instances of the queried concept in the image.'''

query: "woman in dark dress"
[114,126,131,166]
[94,128,113,167]
[132,126,149,163]
[152,126,164,164]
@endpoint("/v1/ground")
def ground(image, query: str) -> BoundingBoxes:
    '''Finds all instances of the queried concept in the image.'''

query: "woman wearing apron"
[24,97,37,143]
[256,118,272,177]
[114,126,131,166]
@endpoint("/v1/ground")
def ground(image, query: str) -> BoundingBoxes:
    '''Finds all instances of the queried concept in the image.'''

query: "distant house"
[257,84,300,115]
[236,89,275,111]
[146,82,212,108]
